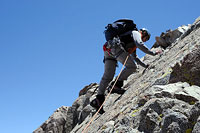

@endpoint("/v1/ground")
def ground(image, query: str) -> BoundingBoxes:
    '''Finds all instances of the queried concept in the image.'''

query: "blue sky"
[0,0,199,133]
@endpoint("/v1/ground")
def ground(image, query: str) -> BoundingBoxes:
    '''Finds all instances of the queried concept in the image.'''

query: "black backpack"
[105,19,138,41]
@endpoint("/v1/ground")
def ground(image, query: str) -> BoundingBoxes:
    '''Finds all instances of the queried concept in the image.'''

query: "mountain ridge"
[34,16,200,133]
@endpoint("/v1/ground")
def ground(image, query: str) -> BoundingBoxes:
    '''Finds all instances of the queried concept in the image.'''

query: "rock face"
[169,47,200,86]
[34,17,200,133]
[34,106,71,133]
[153,25,190,49]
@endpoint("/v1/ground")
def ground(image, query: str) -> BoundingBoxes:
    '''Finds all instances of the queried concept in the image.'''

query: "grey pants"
[98,48,137,95]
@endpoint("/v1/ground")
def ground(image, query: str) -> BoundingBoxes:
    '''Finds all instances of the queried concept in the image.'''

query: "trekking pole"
[82,55,130,133]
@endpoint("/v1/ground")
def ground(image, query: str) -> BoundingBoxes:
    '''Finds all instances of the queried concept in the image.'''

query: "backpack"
[105,19,138,41]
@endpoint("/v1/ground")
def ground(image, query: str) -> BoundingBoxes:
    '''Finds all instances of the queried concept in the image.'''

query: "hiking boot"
[90,95,105,114]
[107,80,126,94]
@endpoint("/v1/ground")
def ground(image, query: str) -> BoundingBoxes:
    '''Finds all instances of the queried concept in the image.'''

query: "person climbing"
[90,19,161,114]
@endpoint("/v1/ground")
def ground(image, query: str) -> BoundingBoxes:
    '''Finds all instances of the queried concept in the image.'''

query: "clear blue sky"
[0,0,199,133]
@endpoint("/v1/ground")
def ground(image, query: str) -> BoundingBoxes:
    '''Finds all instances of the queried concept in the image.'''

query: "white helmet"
[140,28,151,41]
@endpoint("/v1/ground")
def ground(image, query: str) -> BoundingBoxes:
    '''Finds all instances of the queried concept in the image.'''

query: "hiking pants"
[98,49,137,95]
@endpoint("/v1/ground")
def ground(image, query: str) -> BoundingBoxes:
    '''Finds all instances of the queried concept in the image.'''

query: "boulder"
[153,25,189,48]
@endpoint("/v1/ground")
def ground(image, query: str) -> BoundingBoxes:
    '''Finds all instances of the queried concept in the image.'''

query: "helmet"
[140,28,151,41]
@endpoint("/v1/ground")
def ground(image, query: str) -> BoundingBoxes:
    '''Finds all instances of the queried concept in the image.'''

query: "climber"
[90,19,161,114]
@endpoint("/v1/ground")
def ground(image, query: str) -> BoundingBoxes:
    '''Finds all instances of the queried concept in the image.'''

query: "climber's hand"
[154,50,162,55]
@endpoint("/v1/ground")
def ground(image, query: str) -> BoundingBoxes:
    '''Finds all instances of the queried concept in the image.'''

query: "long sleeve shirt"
[131,31,156,56]
[129,31,156,68]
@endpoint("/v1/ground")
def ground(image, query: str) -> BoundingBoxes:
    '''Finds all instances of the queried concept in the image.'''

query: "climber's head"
[140,28,151,42]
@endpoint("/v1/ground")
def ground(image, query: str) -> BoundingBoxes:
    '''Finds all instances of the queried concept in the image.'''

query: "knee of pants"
[123,64,137,75]
[123,67,137,73]
[125,62,137,70]
[101,70,115,82]
[129,67,137,73]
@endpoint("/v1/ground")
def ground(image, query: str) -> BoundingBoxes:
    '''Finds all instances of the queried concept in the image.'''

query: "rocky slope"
[34,17,200,133]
